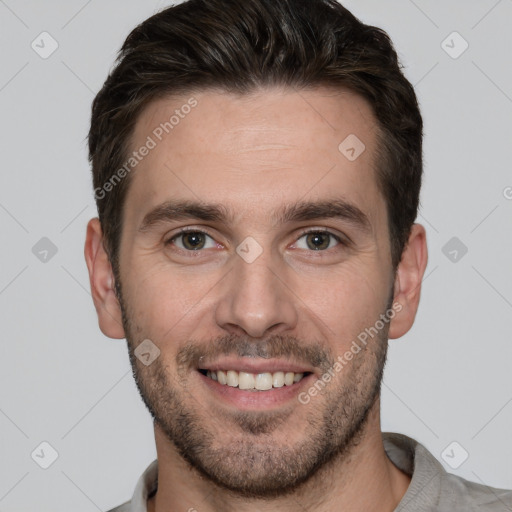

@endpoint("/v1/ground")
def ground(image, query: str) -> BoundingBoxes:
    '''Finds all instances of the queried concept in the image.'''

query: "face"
[114,87,396,497]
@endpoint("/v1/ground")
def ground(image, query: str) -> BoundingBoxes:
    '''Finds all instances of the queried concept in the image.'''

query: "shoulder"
[439,472,512,511]
[382,433,511,511]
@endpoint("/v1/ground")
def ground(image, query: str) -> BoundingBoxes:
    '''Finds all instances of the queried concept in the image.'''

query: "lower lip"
[197,371,315,410]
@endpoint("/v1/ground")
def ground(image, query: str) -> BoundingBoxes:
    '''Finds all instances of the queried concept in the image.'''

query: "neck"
[148,400,411,512]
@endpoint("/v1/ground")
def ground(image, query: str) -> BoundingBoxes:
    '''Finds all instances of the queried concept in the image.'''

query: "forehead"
[124,86,385,232]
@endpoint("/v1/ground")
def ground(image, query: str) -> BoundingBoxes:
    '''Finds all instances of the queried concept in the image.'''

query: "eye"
[164,228,345,254]
[165,229,218,251]
[293,230,343,251]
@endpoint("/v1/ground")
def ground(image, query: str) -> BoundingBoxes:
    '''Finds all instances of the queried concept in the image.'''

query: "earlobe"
[84,218,126,339]
[388,223,428,339]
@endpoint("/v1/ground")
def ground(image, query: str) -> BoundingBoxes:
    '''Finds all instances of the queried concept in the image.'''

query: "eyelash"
[164,227,346,252]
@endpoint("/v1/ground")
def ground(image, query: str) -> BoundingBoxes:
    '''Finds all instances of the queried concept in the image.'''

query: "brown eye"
[305,232,331,250]
[295,231,342,251]
[181,232,206,250]
[165,230,216,251]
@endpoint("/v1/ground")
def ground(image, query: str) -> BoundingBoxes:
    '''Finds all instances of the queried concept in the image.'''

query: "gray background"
[1,0,511,510]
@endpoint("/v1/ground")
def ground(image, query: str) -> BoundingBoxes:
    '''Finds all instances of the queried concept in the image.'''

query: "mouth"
[195,357,316,410]
[198,369,312,391]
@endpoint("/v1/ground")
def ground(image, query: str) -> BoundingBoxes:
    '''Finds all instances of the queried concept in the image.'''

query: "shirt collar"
[129,458,158,511]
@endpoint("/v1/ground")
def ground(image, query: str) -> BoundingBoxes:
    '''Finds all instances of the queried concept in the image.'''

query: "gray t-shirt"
[107,432,511,511]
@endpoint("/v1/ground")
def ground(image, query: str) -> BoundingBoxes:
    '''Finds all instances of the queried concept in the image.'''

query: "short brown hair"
[88,0,423,275]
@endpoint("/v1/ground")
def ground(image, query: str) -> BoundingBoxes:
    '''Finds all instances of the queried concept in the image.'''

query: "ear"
[388,223,428,339]
[84,217,126,339]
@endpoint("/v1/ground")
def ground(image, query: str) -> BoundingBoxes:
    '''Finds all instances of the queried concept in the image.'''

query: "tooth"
[213,370,302,388]
[217,370,227,385]
[272,371,285,388]
[239,372,255,390]
[206,370,211,379]
[226,370,239,387]
[284,372,295,386]
[255,373,273,390]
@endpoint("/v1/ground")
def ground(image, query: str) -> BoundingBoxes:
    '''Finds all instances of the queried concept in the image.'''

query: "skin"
[85,86,428,512]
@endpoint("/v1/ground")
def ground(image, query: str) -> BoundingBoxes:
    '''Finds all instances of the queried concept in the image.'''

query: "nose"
[214,247,299,338]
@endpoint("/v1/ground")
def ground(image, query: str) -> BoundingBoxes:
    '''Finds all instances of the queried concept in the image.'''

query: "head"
[85,0,427,499]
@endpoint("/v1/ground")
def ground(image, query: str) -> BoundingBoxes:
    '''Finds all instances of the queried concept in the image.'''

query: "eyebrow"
[138,198,372,234]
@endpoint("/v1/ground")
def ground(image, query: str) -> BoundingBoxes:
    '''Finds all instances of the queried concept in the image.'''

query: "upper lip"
[198,356,314,375]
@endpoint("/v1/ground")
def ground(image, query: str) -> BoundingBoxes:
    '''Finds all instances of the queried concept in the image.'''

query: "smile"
[199,369,310,391]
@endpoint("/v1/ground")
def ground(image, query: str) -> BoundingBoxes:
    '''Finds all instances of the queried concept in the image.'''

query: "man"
[84,0,511,510]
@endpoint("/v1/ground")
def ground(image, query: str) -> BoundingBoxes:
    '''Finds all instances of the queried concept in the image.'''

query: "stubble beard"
[114,275,390,499]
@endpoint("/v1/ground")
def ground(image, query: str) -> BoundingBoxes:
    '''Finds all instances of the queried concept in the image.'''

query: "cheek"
[121,263,173,320]
[123,261,220,340]
[303,261,388,345]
